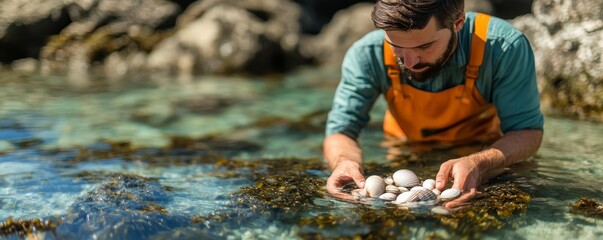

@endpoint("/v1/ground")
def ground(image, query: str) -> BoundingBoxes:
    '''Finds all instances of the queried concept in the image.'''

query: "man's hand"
[434,130,543,209]
[435,156,482,209]
[324,133,366,195]
[326,159,365,194]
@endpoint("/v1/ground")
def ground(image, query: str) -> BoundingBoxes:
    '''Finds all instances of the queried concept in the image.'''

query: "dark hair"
[372,0,464,31]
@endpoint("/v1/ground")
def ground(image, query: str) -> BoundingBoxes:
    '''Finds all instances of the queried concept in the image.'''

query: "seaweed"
[570,198,603,219]
[0,217,60,237]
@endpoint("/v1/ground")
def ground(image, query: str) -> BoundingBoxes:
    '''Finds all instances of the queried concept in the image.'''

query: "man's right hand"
[326,159,365,194]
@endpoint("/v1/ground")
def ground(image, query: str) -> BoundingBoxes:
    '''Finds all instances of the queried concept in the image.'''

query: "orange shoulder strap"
[462,13,491,103]
[383,41,402,94]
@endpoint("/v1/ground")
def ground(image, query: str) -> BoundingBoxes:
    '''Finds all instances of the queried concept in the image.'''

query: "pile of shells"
[351,169,461,213]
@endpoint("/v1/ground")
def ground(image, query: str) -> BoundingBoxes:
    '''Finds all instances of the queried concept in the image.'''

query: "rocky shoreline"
[1,0,601,121]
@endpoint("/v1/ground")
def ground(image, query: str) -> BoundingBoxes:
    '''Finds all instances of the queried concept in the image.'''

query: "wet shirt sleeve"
[325,43,383,140]
[492,35,544,133]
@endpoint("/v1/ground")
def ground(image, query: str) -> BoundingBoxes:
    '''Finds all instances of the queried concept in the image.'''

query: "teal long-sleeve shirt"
[326,12,544,140]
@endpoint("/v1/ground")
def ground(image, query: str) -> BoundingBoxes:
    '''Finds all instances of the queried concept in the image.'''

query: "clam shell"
[398,187,409,193]
[432,189,441,196]
[439,188,461,201]
[351,188,367,198]
[378,192,397,201]
[392,169,421,187]
[384,176,394,185]
[407,189,438,202]
[431,206,450,215]
[385,185,401,194]
[395,191,414,204]
[422,179,436,190]
[364,175,386,197]
[410,186,427,192]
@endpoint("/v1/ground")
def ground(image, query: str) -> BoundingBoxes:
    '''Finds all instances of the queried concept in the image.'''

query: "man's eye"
[418,44,431,50]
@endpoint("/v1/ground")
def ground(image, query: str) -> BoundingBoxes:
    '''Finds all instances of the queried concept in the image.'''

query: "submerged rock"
[55,174,189,239]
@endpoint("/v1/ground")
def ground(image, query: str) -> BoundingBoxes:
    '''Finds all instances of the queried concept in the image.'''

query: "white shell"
[364,175,386,197]
[394,191,414,204]
[384,176,394,185]
[422,179,436,190]
[351,188,367,198]
[385,185,401,194]
[432,189,441,196]
[398,187,409,193]
[431,206,450,215]
[392,169,421,188]
[439,188,461,201]
[410,186,427,192]
[378,192,397,201]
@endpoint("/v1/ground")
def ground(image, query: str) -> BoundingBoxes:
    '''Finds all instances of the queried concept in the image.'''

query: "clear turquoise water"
[1,68,602,239]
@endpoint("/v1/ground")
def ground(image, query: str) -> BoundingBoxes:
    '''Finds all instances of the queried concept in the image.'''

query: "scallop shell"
[379,192,397,201]
[364,175,386,197]
[385,185,401,194]
[384,176,394,185]
[394,191,414,204]
[406,189,438,202]
[392,169,421,187]
[422,179,436,190]
[439,188,461,201]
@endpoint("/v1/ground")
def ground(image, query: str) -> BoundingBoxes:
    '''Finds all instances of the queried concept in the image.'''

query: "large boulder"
[38,0,180,77]
[513,0,603,121]
[146,0,304,75]
[0,0,71,63]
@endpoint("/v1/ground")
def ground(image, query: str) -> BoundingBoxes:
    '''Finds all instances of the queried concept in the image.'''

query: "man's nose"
[394,48,420,69]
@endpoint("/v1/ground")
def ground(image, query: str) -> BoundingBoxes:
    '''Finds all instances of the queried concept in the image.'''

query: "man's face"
[384,16,461,81]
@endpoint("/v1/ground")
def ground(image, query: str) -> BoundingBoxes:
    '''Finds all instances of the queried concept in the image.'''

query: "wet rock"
[38,0,180,77]
[512,0,603,122]
[0,0,71,63]
[147,0,305,75]
[55,174,189,239]
[299,3,375,67]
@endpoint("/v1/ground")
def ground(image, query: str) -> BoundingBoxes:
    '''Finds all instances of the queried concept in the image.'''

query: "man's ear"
[453,12,466,33]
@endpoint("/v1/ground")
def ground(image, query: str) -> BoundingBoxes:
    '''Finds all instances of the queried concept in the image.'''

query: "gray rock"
[147,0,304,74]
[513,0,603,121]
[36,0,180,77]
[0,0,71,63]
[299,3,375,66]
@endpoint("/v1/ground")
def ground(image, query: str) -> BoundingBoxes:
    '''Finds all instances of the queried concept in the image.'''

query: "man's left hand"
[435,156,481,208]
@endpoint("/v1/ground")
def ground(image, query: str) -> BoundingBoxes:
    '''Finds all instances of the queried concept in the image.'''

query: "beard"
[399,30,458,82]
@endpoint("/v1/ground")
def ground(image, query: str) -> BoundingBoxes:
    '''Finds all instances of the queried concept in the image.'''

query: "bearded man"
[323,0,544,208]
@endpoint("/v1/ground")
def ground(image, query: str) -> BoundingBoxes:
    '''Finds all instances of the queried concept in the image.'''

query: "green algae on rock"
[570,198,603,219]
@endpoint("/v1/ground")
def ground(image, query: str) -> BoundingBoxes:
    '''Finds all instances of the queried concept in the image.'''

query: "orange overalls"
[383,13,502,145]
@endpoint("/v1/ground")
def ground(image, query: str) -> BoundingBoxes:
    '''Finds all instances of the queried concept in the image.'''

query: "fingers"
[445,188,476,209]
[326,175,342,194]
[351,168,366,189]
[435,160,453,190]
[326,164,365,194]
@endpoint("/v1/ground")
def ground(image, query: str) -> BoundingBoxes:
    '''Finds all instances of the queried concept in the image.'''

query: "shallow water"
[1,69,602,239]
